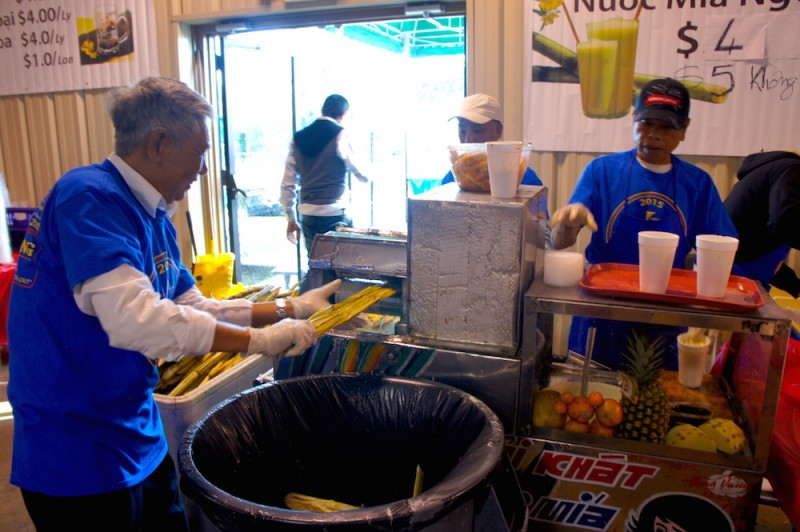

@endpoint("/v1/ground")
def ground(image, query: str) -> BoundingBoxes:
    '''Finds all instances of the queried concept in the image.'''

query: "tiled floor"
[0,360,794,531]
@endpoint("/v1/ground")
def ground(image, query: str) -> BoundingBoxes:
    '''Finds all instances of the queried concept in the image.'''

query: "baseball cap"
[451,94,502,124]
[634,78,690,129]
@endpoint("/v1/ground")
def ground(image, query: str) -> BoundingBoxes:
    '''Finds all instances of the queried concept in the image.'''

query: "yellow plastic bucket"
[193,253,234,299]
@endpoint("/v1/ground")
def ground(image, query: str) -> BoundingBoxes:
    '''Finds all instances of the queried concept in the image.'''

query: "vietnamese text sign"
[524,0,799,156]
[0,0,159,96]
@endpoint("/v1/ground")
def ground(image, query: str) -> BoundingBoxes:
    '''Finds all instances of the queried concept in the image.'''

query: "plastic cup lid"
[638,230,679,247]
[696,234,739,251]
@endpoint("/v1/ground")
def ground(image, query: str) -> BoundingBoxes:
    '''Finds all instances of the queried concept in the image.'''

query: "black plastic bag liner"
[179,373,507,531]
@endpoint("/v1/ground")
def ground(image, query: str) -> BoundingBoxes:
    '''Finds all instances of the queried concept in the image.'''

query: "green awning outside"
[334,16,465,57]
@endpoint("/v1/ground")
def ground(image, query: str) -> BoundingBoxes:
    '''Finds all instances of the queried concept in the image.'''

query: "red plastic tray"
[580,263,765,311]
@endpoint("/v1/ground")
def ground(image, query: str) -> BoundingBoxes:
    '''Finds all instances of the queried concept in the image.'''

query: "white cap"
[451,94,502,124]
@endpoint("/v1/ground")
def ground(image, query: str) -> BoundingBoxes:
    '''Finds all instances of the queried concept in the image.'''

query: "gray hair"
[107,77,214,156]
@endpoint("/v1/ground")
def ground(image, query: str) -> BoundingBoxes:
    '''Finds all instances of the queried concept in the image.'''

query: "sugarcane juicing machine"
[281,183,549,433]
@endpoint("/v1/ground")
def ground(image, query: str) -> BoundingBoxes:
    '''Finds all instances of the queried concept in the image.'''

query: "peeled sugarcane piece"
[158,355,202,389]
[284,492,360,512]
[247,284,279,302]
[200,352,243,386]
[206,352,244,380]
[413,465,424,497]
[168,351,229,397]
[223,284,263,300]
[532,32,729,104]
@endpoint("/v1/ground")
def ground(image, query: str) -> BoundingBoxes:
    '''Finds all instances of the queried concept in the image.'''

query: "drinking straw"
[562,5,580,43]
[634,3,644,20]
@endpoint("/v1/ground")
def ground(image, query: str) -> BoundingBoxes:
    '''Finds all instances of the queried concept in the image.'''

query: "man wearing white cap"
[441,94,543,186]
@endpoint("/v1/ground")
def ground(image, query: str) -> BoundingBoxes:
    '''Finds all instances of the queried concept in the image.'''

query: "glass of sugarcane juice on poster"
[577,39,618,118]
[578,17,639,118]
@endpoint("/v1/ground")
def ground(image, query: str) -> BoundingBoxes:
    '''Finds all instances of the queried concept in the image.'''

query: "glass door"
[215,13,466,289]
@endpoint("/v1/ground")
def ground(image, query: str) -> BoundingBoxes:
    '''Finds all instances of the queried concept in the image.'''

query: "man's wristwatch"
[275,299,288,319]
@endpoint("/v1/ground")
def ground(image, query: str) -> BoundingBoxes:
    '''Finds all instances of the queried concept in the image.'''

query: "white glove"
[247,319,318,357]
[550,203,598,232]
[289,279,342,319]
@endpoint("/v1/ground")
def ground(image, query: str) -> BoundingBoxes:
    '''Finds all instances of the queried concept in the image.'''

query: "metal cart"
[287,182,789,531]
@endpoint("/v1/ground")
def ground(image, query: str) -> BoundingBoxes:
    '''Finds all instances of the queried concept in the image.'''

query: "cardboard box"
[155,354,273,462]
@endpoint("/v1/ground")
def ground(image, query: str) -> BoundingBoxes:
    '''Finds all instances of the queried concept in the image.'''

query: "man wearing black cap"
[549,78,738,369]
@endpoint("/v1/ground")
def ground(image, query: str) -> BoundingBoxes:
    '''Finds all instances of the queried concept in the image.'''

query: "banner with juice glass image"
[523,0,799,157]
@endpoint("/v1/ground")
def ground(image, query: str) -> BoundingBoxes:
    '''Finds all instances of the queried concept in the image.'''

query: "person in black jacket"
[725,150,800,296]
[279,94,369,256]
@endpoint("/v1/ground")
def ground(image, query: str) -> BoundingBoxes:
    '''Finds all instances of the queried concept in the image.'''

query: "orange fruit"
[567,396,594,423]
[564,419,590,433]
[560,391,575,405]
[595,398,624,428]
[553,401,567,415]
[587,391,604,408]
[589,419,617,437]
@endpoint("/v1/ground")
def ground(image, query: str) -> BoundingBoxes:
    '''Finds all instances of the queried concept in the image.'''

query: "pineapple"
[618,331,671,444]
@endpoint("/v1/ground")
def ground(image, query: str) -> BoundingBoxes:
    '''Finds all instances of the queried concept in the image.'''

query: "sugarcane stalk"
[413,465,424,497]
[159,355,201,386]
[284,492,360,512]
[168,351,229,397]
[532,65,579,84]
[206,352,239,380]
[532,32,579,72]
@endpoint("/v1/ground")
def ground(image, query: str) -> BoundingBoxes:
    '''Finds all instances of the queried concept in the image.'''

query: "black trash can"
[179,373,525,531]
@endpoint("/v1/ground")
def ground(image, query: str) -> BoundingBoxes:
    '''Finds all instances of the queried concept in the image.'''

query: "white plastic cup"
[486,141,522,198]
[677,332,712,388]
[696,235,739,298]
[543,251,585,287]
[638,231,679,293]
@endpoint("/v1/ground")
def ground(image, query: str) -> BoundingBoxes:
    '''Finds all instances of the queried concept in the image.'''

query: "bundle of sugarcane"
[307,284,397,335]
[157,283,302,395]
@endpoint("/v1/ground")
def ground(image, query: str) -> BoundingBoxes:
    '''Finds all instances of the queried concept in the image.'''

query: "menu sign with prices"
[524,0,800,156]
[0,0,159,96]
